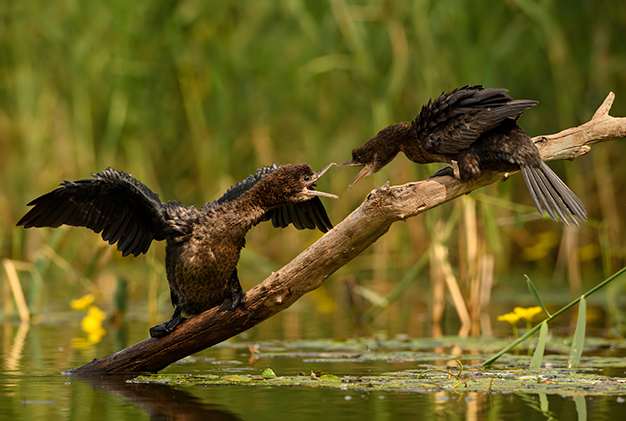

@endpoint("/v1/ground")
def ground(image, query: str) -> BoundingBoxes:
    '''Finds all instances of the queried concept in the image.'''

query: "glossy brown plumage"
[17,163,338,337]
[341,85,586,225]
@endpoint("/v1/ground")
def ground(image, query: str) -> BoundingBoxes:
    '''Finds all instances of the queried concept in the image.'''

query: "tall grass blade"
[3,259,30,322]
[568,295,587,368]
[480,201,502,251]
[525,275,551,317]
[363,249,430,320]
[530,321,548,369]
[484,266,626,367]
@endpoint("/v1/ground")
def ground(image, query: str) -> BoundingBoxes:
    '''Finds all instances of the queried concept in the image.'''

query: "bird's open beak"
[337,160,370,189]
[306,162,339,199]
[347,166,371,189]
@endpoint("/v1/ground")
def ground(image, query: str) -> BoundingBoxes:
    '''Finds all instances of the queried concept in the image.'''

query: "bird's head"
[262,163,338,206]
[338,145,379,189]
[338,123,406,189]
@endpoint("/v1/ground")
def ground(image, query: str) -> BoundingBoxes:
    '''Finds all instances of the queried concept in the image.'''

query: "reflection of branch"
[74,374,242,420]
[69,92,626,374]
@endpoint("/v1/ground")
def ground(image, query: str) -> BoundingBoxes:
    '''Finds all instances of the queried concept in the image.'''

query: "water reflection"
[5,322,29,373]
[519,393,558,419]
[2,321,625,421]
[73,374,242,421]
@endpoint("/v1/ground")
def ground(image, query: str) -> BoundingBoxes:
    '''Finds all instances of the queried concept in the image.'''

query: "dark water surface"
[2,317,625,421]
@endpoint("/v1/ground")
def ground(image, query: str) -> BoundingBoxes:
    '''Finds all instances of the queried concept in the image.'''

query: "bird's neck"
[216,182,283,231]
[399,123,449,165]
[366,122,410,170]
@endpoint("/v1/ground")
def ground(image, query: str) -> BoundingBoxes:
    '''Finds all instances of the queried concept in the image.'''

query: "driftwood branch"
[68,92,625,374]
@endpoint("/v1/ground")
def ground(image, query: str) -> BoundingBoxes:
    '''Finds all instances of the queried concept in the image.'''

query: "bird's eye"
[303,176,310,181]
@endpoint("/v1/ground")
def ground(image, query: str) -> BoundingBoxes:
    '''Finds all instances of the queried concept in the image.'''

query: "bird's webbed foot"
[218,268,246,311]
[218,290,246,311]
[429,160,463,180]
[149,306,187,338]
[429,166,455,179]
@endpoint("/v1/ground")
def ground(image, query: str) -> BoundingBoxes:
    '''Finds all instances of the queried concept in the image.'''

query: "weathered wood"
[68,92,625,374]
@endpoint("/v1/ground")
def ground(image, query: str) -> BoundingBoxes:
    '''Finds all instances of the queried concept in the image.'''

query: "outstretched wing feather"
[17,167,167,257]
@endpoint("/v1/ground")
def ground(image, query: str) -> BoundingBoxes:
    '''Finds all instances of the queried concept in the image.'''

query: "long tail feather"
[520,166,551,219]
[520,163,587,226]
[532,169,571,225]
[540,162,586,219]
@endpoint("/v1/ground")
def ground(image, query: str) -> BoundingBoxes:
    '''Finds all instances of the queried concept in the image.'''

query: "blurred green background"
[1,0,625,336]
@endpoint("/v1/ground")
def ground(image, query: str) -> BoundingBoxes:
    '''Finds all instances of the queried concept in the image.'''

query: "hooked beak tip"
[314,162,336,179]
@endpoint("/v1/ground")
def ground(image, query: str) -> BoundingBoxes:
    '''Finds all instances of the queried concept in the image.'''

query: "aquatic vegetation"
[485,268,626,367]
[133,355,626,396]
[262,368,277,378]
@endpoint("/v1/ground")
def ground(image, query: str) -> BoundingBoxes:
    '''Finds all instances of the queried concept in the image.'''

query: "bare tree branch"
[68,92,626,374]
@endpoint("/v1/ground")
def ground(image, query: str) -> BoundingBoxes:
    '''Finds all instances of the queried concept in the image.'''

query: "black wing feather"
[415,85,538,154]
[17,167,168,257]
[293,204,316,230]
[286,204,304,230]
[214,164,278,205]
[306,198,334,231]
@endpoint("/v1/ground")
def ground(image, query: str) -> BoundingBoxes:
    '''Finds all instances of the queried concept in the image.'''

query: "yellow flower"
[513,306,543,321]
[87,305,106,321]
[81,306,106,333]
[73,304,107,348]
[497,312,521,324]
[81,314,100,333]
[70,294,95,311]
[87,326,106,344]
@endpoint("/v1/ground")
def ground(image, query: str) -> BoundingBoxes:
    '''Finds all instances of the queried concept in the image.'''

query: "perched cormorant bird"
[340,85,586,225]
[17,163,338,337]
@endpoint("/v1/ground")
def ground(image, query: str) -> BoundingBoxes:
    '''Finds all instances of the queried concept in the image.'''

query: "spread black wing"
[17,167,169,257]
[414,85,538,154]
[212,164,333,233]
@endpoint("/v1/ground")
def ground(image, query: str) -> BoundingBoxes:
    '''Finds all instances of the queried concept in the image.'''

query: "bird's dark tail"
[520,162,587,226]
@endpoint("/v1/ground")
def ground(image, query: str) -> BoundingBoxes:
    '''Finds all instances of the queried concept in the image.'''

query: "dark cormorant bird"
[17,163,338,337]
[340,85,586,225]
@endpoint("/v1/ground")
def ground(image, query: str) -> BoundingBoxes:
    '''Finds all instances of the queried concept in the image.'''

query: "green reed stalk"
[483,266,626,367]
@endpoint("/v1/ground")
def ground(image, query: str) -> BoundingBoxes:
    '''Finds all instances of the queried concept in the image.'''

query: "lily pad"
[132,366,626,396]
[262,368,277,378]
[136,336,626,396]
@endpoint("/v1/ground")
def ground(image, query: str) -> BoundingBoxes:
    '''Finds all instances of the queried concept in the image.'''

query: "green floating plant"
[262,368,277,378]
[484,266,626,367]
